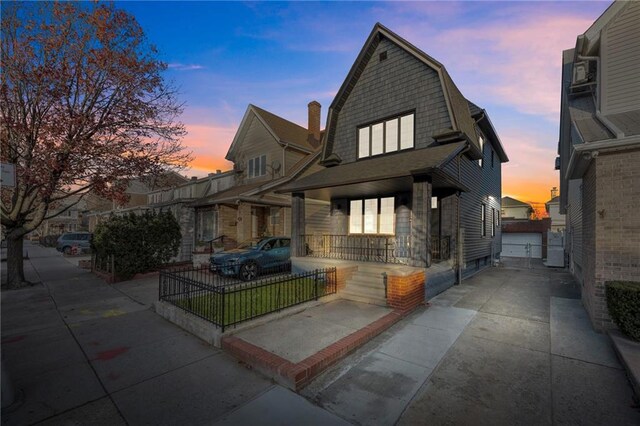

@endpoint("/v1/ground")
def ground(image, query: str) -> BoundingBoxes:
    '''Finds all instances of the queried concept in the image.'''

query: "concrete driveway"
[304,264,640,425]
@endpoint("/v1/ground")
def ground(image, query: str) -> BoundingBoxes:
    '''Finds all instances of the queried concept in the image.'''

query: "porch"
[302,234,451,264]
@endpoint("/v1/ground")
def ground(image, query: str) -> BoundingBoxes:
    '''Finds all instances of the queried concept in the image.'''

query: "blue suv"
[210,237,291,281]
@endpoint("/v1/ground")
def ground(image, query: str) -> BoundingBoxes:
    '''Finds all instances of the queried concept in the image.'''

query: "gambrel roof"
[321,22,483,163]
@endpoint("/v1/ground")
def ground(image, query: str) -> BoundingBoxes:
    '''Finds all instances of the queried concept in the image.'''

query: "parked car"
[56,232,92,254]
[210,236,291,281]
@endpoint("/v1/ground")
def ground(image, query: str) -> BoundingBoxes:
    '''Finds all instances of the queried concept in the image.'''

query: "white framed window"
[248,155,267,178]
[349,200,363,233]
[478,135,484,168]
[400,114,414,150]
[349,197,395,234]
[491,208,496,237]
[481,203,487,237]
[357,113,414,159]
[379,197,394,234]
[364,199,378,233]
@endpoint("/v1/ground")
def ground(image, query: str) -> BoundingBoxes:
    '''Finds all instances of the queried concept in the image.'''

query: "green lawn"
[174,277,333,327]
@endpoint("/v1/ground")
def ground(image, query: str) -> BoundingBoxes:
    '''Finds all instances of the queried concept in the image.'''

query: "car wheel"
[63,246,72,255]
[239,261,258,281]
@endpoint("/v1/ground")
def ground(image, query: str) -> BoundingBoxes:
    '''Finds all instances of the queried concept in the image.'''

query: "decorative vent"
[379,51,387,62]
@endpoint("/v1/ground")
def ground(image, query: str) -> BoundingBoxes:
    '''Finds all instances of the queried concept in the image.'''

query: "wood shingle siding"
[331,37,452,164]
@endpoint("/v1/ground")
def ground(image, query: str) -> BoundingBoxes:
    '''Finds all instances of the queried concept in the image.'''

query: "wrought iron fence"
[302,234,411,264]
[431,235,451,261]
[158,264,336,331]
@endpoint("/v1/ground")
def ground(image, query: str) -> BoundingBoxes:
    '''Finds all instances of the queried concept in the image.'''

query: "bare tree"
[1,2,192,288]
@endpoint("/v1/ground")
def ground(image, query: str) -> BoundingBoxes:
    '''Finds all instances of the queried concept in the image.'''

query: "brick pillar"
[411,178,432,267]
[291,193,306,257]
[386,271,426,311]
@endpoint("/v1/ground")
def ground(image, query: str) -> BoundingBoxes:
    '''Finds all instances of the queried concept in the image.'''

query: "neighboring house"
[35,201,83,237]
[557,0,640,331]
[191,102,326,258]
[501,196,533,220]
[279,23,508,300]
[147,171,235,261]
[86,172,188,231]
[545,195,565,232]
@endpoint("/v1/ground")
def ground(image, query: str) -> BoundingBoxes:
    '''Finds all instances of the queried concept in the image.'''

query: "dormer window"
[248,155,267,178]
[358,113,414,159]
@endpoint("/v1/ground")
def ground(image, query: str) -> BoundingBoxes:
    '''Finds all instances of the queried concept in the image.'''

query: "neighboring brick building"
[557,1,640,331]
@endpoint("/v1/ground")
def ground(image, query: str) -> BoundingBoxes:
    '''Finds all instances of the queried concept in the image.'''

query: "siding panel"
[331,38,452,164]
[602,1,640,114]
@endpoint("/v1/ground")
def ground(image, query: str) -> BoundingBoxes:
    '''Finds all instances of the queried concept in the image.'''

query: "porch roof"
[277,142,468,200]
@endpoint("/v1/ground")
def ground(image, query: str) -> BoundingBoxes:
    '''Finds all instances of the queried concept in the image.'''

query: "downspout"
[456,143,471,285]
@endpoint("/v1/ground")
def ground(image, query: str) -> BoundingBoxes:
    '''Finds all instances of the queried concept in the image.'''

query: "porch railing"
[302,234,411,264]
[431,235,451,261]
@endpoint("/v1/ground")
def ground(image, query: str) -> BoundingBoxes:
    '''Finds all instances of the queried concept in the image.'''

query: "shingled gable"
[226,104,316,162]
[467,100,509,163]
[320,22,482,166]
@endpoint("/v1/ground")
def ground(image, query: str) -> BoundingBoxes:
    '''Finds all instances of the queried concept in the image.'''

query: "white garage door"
[502,233,542,258]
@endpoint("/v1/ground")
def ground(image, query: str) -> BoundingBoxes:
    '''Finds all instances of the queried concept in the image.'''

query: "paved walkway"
[1,243,346,425]
[303,264,640,425]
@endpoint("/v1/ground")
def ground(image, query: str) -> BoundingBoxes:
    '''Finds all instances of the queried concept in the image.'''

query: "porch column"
[411,178,432,268]
[291,192,306,257]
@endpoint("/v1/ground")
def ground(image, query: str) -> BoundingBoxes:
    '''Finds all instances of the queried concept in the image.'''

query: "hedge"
[605,281,640,341]
[93,211,181,280]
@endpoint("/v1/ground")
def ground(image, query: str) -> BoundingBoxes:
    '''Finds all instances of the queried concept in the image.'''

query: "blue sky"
[116,0,611,205]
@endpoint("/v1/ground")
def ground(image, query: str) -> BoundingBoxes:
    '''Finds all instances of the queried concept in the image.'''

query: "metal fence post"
[220,286,226,333]
[314,269,319,301]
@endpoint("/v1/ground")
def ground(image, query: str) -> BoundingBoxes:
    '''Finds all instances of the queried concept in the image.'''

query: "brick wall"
[585,149,640,331]
[386,271,425,312]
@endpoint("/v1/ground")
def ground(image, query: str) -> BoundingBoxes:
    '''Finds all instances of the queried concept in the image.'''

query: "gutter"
[566,135,640,180]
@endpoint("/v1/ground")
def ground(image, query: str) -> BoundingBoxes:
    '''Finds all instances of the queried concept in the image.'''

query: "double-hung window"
[358,113,414,159]
[481,203,487,237]
[248,155,267,178]
[478,135,484,168]
[349,197,395,234]
[491,208,496,237]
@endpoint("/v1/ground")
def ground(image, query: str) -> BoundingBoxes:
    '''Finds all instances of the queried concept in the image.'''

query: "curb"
[608,330,640,402]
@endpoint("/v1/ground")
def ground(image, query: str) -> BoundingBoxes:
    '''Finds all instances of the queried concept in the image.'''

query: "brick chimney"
[307,101,321,148]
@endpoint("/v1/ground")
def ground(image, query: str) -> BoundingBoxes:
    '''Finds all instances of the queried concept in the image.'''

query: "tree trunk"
[6,235,28,289]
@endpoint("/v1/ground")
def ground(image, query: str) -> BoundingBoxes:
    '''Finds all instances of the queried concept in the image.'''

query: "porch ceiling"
[303,169,467,200]
[277,141,468,201]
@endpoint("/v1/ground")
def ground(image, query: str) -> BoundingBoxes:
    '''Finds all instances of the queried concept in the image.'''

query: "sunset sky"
[117,0,611,208]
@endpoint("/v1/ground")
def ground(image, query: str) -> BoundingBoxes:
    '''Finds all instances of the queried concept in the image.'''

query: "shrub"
[93,211,181,279]
[605,281,640,341]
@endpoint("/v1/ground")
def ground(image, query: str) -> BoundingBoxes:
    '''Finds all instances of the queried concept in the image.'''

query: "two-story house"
[192,102,327,255]
[501,196,533,220]
[557,0,640,331]
[279,23,508,302]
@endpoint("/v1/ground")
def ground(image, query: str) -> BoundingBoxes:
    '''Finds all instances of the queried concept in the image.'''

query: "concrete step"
[351,270,387,280]
[339,289,387,307]
[343,283,386,300]
[347,274,384,288]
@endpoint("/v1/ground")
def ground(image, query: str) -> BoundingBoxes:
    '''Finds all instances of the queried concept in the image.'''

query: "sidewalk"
[1,243,347,425]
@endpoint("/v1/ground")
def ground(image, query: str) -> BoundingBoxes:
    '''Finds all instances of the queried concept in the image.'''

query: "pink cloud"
[394,13,594,120]
[181,121,237,175]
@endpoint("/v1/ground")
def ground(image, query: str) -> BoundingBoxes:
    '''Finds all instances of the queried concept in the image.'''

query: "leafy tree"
[93,211,181,279]
[1,2,191,287]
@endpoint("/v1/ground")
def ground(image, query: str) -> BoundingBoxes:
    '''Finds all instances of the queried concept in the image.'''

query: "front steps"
[341,264,389,306]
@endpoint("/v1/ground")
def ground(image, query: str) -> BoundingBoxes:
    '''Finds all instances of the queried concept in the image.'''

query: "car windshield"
[236,238,265,250]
